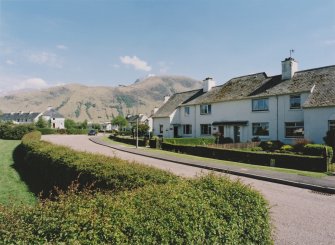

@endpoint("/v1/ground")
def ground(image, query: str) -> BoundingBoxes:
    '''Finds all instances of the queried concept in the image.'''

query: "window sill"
[252,110,269,113]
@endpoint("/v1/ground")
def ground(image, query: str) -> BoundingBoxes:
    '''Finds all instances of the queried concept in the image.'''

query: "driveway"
[42,135,335,245]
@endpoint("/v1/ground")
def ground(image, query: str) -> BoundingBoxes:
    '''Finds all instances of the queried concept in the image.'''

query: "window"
[183,124,192,135]
[252,98,269,111]
[159,125,163,134]
[252,122,269,136]
[184,107,190,116]
[285,122,304,138]
[290,95,301,109]
[329,120,335,131]
[200,124,212,135]
[200,104,211,115]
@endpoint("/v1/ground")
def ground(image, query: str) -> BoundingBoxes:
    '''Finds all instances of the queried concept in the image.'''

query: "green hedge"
[161,142,328,172]
[163,137,215,146]
[109,135,147,147]
[15,132,178,195]
[0,123,36,140]
[66,128,88,135]
[303,144,333,162]
[0,175,272,244]
[36,127,57,135]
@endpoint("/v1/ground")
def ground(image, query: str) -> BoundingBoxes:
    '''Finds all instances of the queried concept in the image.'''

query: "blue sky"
[0,0,334,93]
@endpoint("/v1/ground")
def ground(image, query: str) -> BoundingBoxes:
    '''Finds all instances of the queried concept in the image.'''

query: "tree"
[132,123,149,137]
[35,117,48,128]
[111,115,128,130]
[65,119,77,129]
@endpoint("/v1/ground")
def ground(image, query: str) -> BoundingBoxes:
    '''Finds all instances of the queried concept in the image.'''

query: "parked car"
[88,129,97,136]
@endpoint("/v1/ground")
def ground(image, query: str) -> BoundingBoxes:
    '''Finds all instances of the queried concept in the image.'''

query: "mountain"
[0,76,202,122]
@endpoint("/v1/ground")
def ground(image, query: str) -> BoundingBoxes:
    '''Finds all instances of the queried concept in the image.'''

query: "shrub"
[293,138,312,152]
[250,147,263,151]
[0,175,272,244]
[0,123,36,140]
[259,141,283,151]
[303,144,333,164]
[17,132,179,195]
[280,145,294,152]
[66,128,87,135]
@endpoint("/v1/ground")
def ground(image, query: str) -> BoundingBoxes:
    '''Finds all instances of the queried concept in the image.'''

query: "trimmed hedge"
[109,135,147,147]
[161,142,328,172]
[15,132,178,195]
[36,127,57,135]
[0,175,272,244]
[0,123,36,140]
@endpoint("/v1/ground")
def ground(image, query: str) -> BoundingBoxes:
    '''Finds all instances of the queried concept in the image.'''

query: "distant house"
[126,114,149,128]
[0,106,65,129]
[100,122,118,131]
[42,107,65,129]
[0,111,42,124]
[152,57,335,144]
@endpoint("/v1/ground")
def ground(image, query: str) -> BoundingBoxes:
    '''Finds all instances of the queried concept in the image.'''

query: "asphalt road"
[42,135,335,245]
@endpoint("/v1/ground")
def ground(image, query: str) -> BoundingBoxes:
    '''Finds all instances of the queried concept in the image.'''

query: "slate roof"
[182,65,335,108]
[43,108,64,118]
[152,89,203,118]
[0,112,41,122]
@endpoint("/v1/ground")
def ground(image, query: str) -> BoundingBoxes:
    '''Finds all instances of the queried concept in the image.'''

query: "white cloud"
[15,78,48,90]
[5,60,14,65]
[120,55,152,71]
[27,51,62,68]
[56,44,68,50]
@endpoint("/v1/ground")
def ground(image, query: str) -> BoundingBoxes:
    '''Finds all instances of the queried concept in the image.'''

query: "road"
[42,135,335,245]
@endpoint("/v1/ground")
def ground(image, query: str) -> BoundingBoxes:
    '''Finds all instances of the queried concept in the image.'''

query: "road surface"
[42,135,335,245]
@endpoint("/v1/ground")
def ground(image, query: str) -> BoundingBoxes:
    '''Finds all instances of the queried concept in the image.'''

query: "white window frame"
[183,124,192,135]
[329,120,335,131]
[200,124,212,135]
[285,122,304,138]
[200,104,211,115]
[184,107,190,116]
[252,122,269,136]
[290,95,301,109]
[252,98,269,111]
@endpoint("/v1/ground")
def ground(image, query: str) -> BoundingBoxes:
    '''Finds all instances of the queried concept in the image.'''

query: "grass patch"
[0,140,36,206]
[102,136,327,178]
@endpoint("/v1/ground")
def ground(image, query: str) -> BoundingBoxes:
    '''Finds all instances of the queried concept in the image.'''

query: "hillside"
[0,76,202,122]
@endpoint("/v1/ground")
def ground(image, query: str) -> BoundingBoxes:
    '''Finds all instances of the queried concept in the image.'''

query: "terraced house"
[152,57,335,144]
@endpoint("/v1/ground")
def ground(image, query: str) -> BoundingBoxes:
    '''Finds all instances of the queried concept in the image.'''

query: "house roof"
[152,89,203,118]
[126,114,148,123]
[0,112,41,121]
[182,65,335,108]
[43,108,64,118]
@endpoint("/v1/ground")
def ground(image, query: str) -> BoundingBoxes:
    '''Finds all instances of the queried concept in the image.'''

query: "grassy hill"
[0,76,202,122]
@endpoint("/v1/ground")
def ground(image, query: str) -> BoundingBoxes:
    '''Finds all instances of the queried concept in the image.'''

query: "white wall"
[304,107,335,144]
[43,116,65,129]
[152,117,172,138]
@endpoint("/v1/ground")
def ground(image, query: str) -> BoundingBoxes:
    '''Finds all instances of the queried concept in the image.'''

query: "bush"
[250,147,263,152]
[303,144,333,164]
[293,138,312,153]
[163,137,215,146]
[17,132,178,195]
[66,128,88,135]
[259,141,283,151]
[0,123,36,140]
[0,175,272,244]
[324,129,335,148]
[280,145,294,153]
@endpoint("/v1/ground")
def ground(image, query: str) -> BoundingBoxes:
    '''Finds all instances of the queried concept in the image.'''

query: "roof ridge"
[295,65,335,74]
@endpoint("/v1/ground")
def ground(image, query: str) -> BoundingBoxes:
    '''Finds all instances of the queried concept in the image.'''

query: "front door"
[234,126,240,143]
[174,126,178,138]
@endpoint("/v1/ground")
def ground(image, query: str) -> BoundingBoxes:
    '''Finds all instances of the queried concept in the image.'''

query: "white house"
[152,58,335,144]
[41,107,65,129]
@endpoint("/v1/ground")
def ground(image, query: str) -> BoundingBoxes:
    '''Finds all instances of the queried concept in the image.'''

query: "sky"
[0,0,334,93]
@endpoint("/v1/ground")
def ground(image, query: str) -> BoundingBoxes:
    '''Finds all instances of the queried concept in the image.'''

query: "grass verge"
[102,136,327,178]
[0,140,36,206]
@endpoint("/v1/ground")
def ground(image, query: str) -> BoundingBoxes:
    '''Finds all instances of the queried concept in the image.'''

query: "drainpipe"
[276,95,279,141]
[194,105,197,137]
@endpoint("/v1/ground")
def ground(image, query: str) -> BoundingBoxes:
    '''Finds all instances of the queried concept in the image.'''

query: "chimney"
[152,107,159,115]
[164,95,170,103]
[281,57,298,80]
[203,77,215,92]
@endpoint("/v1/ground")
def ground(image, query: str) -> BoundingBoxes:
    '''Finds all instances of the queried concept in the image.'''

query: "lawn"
[0,140,36,206]
[102,136,328,178]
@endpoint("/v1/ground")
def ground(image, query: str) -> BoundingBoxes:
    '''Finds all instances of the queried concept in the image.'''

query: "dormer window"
[290,95,301,109]
[200,104,211,115]
[252,98,269,111]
